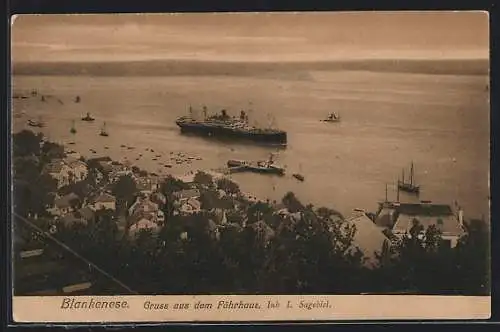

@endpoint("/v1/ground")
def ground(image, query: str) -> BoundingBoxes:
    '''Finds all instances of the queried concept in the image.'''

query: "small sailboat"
[398,162,420,194]
[81,112,95,122]
[322,112,340,123]
[70,120,77,134]
[99,122,109,137]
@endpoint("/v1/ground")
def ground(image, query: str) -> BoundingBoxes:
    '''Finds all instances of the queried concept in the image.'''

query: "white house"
[375,201,465,248]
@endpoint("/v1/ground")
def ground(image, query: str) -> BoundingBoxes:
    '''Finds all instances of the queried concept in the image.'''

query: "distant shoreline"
[12,58,489,77]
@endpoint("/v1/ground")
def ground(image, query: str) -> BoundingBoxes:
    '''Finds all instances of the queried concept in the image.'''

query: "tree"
[282,191,304,213]
[199,189,220,211]
[14,170,58,218]
[12,130,42,157]
[261,207,364,294]
[194,171,213,188]
[247,201,273,224]
[453,219,490,295]
[160,176,190,195]
[112,174,138,207]
[40,141,65,163]
[69,196,81,210]
[216,178,240,195]
[316,206,344,221]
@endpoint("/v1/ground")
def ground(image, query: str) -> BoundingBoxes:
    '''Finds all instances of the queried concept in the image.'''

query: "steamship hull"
[176,121,287,145]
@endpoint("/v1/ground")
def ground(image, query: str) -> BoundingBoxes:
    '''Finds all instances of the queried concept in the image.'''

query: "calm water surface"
[12,69,490,219]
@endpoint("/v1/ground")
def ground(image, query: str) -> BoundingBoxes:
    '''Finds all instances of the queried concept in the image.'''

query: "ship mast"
[202,105,207,120]
[410,162,414,186]
[396,180,400,202]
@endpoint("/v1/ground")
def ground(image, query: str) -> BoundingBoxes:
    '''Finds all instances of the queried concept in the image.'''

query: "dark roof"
[174,189,200,200]
[89,156,112,163]
[395,203,454,217]
[392,214,464,236]
[98,161,112,173]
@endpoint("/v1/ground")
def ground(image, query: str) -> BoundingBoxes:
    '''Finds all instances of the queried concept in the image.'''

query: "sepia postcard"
[10,11,491,323]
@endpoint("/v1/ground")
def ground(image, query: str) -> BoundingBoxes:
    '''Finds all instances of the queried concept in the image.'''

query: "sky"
[11,12,489,63]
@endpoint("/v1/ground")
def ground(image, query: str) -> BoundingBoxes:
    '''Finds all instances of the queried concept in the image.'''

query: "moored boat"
[81,112,95,122]
[27,117,44,128]
[176,107,287,146]
[227,154,285,176]
[398,162,420,194]
[99,122,109,137]
[321,112,340,123]
[227,159,247,168]
[293,173,305,181]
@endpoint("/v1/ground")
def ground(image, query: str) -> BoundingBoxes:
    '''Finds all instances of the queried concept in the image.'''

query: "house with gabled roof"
[128,196,164,224]
[345,211,392,268]
[128,196,159,216]
[93,192,116,211]
[374,201,465,248]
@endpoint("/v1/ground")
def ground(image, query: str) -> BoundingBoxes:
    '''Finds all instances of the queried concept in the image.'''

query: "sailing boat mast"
[396,180,400,202]
[100,122,108,136]
[410,162,414,186]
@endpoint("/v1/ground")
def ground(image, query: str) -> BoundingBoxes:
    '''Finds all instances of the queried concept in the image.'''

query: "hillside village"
[12,130,489,296]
